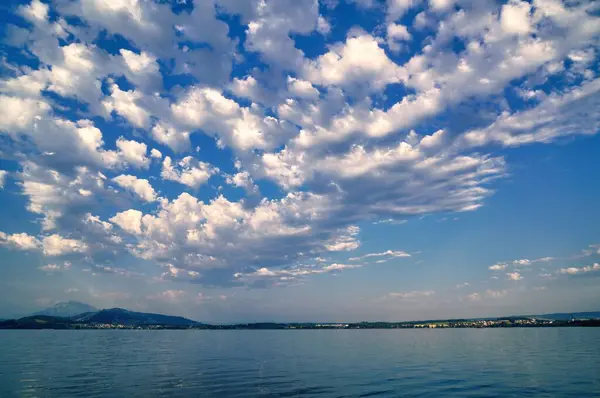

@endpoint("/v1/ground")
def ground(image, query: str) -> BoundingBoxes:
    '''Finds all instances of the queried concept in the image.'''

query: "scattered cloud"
[372,219,407,225]
[0,0,598,301]
[39,263,61,272]
[350,250,411,261]
[507,272,523,281]
[112,174,158,202]
[512,257,554,266]
[489,263,507,271]
[388,290,435,299]
[559,263,600,275]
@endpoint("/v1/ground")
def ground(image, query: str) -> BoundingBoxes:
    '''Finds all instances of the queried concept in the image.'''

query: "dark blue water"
[0,329,599,397]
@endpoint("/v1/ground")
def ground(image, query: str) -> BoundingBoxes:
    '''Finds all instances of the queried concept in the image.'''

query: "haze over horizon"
[0,0,599,323]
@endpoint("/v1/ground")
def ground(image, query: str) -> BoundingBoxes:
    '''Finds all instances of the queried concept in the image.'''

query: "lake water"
[0,329,599,397]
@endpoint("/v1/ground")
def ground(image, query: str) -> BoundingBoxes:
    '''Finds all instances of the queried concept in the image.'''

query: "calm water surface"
[0,329,599,397]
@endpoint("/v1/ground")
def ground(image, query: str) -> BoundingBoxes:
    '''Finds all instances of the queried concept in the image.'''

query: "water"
[0,329,599,397]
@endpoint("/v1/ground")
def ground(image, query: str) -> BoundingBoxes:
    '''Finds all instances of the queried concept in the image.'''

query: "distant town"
[1,302,599,330]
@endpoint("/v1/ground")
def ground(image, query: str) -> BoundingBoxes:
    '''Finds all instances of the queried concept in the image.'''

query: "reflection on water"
[0,329,599,397]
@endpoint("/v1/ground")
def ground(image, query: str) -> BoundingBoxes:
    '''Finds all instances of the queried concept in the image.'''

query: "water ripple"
[0,329,599,397]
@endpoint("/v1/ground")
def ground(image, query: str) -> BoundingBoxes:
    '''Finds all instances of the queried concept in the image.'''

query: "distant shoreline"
[2,317,599,330]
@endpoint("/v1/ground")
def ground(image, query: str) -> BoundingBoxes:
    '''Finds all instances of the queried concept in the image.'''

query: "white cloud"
[2,0,600,292]
[287,77,320,99]
[226,171,258,194]
[150,149,162,159]
[119,49,161,91]
[303,32,406,94]
[429,0,453,12]
[325,226,360,251]
[512,257,553,266]
[317,16,331,35]
[102,84,151,129]
[39,263,61,272]
[42,234,87,256]
[489,263,507,271]
[110,209,143,235]
[115,137,150,169]
[243,0,319,70]
[39,261,71,272]
[234,262,364,285]
[0,171,8,188]
[350,250,411,261]
[172,86,295,152]
[112,174,157,202]
[507,272,523,281]
[459,79,600,149]
[0,232,42,250]
[387,0,421,22]
[372,219,407,225]
[386,23,411,53]
[500,1,533,36]
[513,259,531,266]
[559,263,600,275]
[161,156,217,189]
[16,162,113,231]
[151,123,191,153]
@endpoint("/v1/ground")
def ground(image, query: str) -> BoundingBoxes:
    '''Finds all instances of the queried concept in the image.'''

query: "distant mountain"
[34,301,97,318]
[71,308,199,326]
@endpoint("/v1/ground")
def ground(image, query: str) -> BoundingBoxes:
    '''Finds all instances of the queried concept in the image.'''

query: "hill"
[0,315,75,329]
[71,308,199,326]
[34,301,97,318]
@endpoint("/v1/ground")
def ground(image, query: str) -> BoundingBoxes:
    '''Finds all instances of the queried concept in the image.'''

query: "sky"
[0,0,599,323]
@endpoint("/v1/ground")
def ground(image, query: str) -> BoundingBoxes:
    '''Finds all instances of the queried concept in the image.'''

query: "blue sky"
[0,0,599,322]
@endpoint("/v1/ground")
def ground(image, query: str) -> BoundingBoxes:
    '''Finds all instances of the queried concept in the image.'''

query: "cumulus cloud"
[161,156,218,189]
[0,232,41,251]
[42,234,87,256]
[1,0,599,293]
[112,175,157,202]
[303,32,406,94]
[110,209,143,235]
